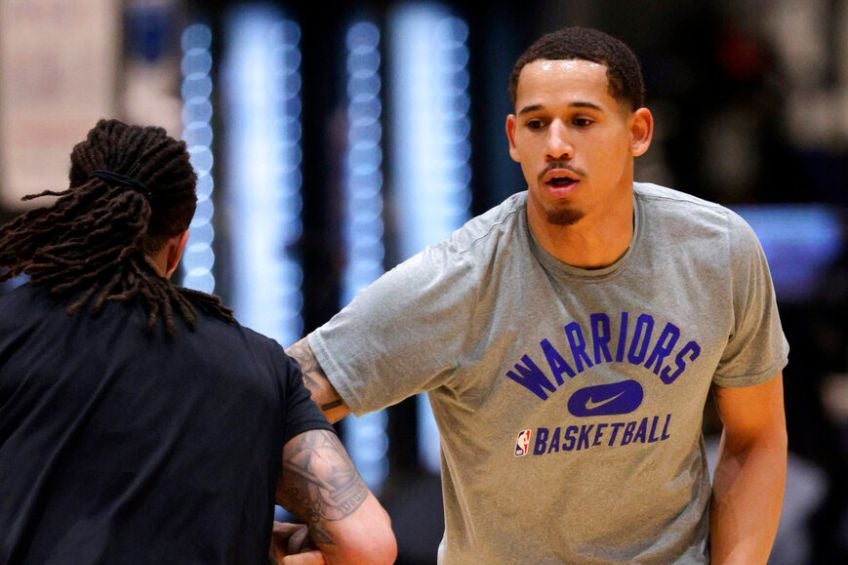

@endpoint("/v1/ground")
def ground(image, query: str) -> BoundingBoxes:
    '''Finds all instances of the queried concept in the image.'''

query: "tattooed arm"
[286,339,350,424]
[277,429,396,564]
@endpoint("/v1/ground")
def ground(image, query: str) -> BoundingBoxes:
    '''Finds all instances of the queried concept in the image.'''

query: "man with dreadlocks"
[0,119,396,564]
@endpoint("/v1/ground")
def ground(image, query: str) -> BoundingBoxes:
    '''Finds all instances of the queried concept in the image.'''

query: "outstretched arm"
[710,372,787,564]
[286,338,350,423]
[277,429,396,564]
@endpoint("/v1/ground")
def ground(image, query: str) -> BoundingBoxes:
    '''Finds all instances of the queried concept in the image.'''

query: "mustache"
[538,162,586,182]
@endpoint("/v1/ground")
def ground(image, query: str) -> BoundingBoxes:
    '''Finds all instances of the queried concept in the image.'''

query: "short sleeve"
[309,242,478,415]
[279,354,335,445]
[713,212,789,387]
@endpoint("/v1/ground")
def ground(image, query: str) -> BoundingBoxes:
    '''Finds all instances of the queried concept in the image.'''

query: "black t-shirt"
[0,284,333,564]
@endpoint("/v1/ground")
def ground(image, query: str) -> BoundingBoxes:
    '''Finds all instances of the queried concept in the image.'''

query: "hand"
[271,522,321,561]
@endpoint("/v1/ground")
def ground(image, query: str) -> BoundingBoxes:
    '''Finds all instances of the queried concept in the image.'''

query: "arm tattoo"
[286,339,344,412]
[277,430,369,546]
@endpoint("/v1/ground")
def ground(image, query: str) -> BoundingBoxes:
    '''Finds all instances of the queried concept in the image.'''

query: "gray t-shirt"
[309,183,789,564]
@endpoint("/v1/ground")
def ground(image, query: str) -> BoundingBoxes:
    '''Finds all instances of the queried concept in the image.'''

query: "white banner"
[0,0,119,210]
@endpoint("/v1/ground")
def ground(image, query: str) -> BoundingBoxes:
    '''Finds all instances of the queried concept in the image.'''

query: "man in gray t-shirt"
[287,26,788,564]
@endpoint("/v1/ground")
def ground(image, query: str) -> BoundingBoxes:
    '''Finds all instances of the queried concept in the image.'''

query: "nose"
[545,121,573,161]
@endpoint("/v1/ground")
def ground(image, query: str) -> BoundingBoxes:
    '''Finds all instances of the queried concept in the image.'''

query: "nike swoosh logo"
[585,391,625,410]
[568,381,643,417]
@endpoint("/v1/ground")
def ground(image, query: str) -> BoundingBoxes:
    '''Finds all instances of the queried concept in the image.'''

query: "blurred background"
[1,0,846,563]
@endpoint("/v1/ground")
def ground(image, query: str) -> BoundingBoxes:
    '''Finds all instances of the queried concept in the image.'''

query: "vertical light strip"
[389,4,472,474]
[342,22,386,306]
[180,23,216,293]
[341,21,389,493]
[223,6,303,345]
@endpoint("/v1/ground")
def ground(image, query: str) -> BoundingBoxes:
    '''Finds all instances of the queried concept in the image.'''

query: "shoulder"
[328,193,529,316]
[376,192,527,294]
[634,182,755,240]
[635,182,730,218]
[0,283,67,330]
[427,191,527,264]
[0,282,47,308]
[186,317,303,400]
[183,305,294,368]
[214,317,290,361]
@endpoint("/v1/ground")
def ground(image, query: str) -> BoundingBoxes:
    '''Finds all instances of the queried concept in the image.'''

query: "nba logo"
[514,429,532,457]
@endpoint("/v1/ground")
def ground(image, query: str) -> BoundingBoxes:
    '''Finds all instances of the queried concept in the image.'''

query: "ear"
[505,114,521,163]
[164,231,190,279]
[630,107,653,157]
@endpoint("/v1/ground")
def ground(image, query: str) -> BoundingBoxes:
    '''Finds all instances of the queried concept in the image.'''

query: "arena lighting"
[340,21,389,493]
[341,22,386,307]
[222,6,304,347]
[180,23,216,293]
[731,204,844,303]
[388,3,472,473]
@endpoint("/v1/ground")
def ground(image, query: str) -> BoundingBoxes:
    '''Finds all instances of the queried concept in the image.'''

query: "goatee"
[546,208,583,226]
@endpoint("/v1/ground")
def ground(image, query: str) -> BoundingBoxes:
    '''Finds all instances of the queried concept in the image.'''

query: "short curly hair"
[508,26,645,110]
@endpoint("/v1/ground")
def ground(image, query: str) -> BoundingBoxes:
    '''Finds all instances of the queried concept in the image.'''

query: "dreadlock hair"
[0,118,235,335]
[508,26,645,111]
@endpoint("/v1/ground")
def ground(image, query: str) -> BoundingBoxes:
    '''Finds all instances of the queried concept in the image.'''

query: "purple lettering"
[621,421,636,445]
[533,427,549,455]
[565,322,594,373]
[644,323,680,375]
[634,418,648,443]
[593,423,608,446]
[506,355,557,400]
[547,427,562,454]
[540,339,575,385]
[615,312,630,362]
[608,422,625,445]
[563,426,578,451]
[648,416,661,442]
[576,424,594,450]
[627,314,655,364]
[590,313,613,364]
[661,414,672,440]
[660,341,701,384]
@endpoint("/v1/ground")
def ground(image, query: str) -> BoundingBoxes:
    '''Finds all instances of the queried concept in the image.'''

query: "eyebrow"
[517,101,604,115]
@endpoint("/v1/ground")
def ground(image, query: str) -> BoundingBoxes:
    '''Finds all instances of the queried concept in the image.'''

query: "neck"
[528,190,634,269]
[146,250,170,279]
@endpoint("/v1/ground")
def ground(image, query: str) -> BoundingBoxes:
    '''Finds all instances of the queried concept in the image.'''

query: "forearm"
[314,493,396,565]
[709,429,787,564]
[286,338,350,423]
[277,430,396,564]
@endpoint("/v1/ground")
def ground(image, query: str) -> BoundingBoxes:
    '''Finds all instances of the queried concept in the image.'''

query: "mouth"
[546,176,578,189]
[542,169,580,194]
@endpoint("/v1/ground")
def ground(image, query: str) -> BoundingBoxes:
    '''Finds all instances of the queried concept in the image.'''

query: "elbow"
[382,515,399,564]
[327,507,397,565]
[365,519,398,565]
[762,419,788,456]
[725,418,788,457]
[370,511,398,564]
[330,533,397,565]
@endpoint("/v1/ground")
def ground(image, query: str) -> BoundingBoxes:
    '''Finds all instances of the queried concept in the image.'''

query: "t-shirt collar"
[524,191,642,281]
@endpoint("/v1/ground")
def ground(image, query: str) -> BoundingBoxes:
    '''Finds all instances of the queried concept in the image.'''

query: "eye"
[526,119,545,130]
[573,117,594,127]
